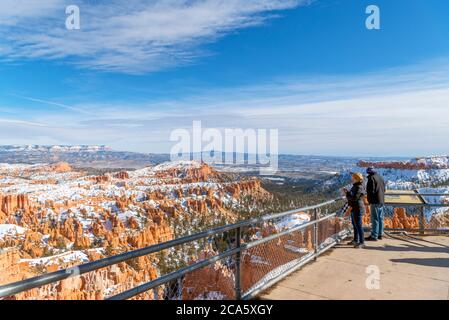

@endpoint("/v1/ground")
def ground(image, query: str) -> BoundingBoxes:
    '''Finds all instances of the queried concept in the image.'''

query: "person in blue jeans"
[365,167,386,241]
[343,173,367,248]
[349,210,364,247]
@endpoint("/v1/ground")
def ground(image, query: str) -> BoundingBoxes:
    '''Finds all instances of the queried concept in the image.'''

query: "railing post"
[313,208,319,259]
[235,227,242,300]
[419,207,425,236]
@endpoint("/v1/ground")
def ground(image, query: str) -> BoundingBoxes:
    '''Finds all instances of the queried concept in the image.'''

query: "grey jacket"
[346,182,366,215]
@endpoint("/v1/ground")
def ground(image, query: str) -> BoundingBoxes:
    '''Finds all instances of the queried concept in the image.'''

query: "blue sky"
[0,0,449,156]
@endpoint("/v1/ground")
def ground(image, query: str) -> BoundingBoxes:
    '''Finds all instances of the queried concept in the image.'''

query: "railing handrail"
[386,192,449,197]
[0,197,346,299]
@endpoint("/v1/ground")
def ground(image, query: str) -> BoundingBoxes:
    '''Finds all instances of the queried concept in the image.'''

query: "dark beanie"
[366,167,376,174]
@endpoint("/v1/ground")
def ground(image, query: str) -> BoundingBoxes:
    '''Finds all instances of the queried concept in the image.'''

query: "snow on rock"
[0,224,27,239]
[275,213,310,231]
[152,160,202,172]
[195,291,227,300]
[250,255,270,265]
[413,156,449,169]
[21,251,89,266]
[354,160,449,190]
[283,244,308,254]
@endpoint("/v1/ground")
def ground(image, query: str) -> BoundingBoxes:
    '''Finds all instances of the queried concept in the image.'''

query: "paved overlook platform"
[259,234,449,300]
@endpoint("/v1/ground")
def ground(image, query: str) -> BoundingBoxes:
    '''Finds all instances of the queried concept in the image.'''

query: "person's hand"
[341,187,348,194]
[364,196,369,205]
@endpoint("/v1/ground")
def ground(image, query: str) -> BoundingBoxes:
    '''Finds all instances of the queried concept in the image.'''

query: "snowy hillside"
[349,156,449,189]
[367,167,449,189]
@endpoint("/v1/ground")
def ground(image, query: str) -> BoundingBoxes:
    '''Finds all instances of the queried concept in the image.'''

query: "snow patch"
[153,161,202,172]
[0,224,27,238]
[276,213,310,231]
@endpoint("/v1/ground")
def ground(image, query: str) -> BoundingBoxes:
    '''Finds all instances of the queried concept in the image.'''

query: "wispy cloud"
[11,94,93,114]
[0,0,305,73]
[0,118,47,127]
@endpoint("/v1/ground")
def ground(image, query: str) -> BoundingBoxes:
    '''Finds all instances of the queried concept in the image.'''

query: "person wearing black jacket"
[365,167,386,241]
[343,173,366,248]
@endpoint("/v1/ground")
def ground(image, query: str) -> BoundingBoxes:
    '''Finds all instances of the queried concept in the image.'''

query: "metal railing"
[0,198,350,300]
[0,191,448,300]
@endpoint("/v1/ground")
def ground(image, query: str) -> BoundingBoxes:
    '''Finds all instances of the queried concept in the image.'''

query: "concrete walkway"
[259,234,449,300]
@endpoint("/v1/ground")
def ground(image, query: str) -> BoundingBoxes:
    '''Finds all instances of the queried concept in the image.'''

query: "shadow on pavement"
[390,257,449,268]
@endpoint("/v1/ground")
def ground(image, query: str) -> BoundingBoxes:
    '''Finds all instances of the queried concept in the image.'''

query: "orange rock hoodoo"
[114,172,129,180]
[362,206,422,229]
[45,162,72,173]
[0,194,32,223]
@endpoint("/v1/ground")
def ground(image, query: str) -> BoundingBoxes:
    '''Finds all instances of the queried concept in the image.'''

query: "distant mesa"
[359,156,449,170]
[0,145,113,153]
[0,144,170,169]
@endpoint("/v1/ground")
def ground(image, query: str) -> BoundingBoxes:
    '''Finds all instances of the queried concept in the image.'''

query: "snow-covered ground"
[412,156,449,169]
[350,166,449,190]
[20,250,90,266]
[0,224,27,239]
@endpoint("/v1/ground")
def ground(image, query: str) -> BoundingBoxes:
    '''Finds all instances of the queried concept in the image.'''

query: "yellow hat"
[352,172,364,183]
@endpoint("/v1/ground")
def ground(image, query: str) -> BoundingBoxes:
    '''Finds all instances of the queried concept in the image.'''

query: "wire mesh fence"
[128,255,238,300]
[241,226,315,296]
[317,215,352,249]
[362,204,449,232]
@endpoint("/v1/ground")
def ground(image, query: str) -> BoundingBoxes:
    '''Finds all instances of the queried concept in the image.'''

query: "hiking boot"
[378,236,383,240]
[365,236,378,241]
[354,243,365,249]
[347,240,356,245]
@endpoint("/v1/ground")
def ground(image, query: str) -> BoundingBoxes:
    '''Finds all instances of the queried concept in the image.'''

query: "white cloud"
[2,61,449,156]
[0,0,304,73]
